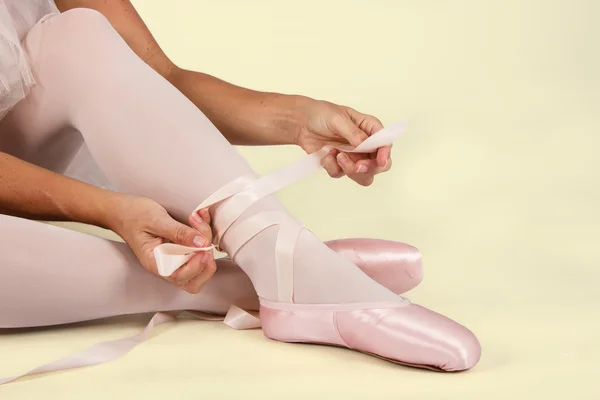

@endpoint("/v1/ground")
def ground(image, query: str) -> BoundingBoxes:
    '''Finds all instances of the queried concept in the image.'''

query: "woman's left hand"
[293,98,392,186]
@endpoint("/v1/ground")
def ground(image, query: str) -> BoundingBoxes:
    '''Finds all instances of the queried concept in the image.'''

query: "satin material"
[0,119,481,384]
[0,9,471,384]
[259,301,481,372]
[325,238,423,295]
[217,237,424,296]
[1,123,427,384]
[0,236,420,385]
[0,312,179,385]
[154,242,216,277]
[153,122,408,276]
[157,120,481,372]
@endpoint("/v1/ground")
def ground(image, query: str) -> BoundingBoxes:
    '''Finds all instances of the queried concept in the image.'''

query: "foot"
[157,122,481,371]
[217,237,423,296]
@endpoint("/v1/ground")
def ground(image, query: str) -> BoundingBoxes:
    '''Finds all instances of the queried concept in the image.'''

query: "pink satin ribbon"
[0,308,261,385]
[1,121,406,385]
[153,121,407,277]
[0,312,178,385]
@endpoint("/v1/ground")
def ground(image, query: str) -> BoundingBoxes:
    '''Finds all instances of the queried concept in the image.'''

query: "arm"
[0,152,117,227]
[54,0,392,186]
[0,151,215,293]
[54,0,301,146]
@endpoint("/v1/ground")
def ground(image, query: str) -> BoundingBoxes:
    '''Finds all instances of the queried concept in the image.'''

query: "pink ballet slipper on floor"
[157,121,482,372]
[324,238,423,295]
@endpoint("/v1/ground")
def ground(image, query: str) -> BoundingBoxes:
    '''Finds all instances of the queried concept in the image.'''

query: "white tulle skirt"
[0,0,59,119]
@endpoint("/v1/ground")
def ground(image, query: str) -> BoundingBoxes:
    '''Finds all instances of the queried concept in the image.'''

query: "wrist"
[95,190,131,234]
[259,93,311,146]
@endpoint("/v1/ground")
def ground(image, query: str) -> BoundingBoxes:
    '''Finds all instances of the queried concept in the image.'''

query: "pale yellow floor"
[1,1,599,398]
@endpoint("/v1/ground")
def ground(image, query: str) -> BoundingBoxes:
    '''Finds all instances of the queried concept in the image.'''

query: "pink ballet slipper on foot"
[216,238,424,296]
[260,300,481,372]
[325,238,423,295]
[157,121,482,372]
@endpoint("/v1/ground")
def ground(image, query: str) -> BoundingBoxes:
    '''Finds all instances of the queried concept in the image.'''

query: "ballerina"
[0,1,480,384]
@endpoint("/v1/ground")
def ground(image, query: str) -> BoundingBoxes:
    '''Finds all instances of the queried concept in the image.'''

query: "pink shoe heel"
[157,121,481,371]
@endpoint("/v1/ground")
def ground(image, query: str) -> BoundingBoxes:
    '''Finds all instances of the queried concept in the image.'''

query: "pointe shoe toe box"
[336,304,481,371]
[261,302,481,372]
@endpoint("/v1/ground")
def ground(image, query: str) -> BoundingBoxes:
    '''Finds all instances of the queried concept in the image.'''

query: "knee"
[29,7,133,68]
[37,7,122,50]
[56,8,113,32]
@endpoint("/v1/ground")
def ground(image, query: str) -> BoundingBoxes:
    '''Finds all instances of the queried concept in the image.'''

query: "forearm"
[166,68,304,146]
[0,152,119,229]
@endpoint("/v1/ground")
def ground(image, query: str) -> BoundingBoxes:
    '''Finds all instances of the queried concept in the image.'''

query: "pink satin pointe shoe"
[217,238,424,296]
[260,302,480,372]
[324,238,423,295]
[0,123,479,385]
[157,122,481,372]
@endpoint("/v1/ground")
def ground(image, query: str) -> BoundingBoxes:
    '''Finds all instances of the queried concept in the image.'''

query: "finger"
[170,252,208,283]
[183,255,217,294]
[348,173,375,187]
[199,208,211,224]
[159,218,208,248]
[348,150,391,175]
[337,153,374,186]
[322,151,345,178]
[331,114,369,148]
[344,108,384,136]
[381,157,393,172]
[357,175,375,187]
[354,158,379,174]
[336,152,357,176]
[188,212,213,242]
[356,157,392,177]
[376,146,391,167]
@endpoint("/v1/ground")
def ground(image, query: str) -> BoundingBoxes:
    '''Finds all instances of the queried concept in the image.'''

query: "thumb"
[331,113,369,148]
[156,218,209,248]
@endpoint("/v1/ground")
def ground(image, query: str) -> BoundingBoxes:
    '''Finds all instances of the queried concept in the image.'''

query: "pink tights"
[0,10,481,382]
[0,9,397,326]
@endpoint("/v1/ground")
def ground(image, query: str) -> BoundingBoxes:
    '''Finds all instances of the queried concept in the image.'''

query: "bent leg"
[0,9,478,377]
[0,214,257,328]
[9,8,398,305]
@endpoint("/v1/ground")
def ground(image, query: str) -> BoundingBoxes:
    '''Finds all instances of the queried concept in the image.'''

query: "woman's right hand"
[108,194,216,294]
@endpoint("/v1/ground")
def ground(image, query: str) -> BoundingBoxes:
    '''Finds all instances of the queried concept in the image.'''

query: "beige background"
[1,0,599,398]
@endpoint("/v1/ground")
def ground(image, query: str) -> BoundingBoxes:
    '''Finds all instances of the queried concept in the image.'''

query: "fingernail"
[201,252,210,265]
[356,164,368,173]
[193,235,206,247]
[337,153,348,166]
[191,213,202,223]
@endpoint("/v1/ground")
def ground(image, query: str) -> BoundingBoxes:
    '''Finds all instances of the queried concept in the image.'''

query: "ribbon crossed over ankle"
[154,120,407,276]
[0,121,407,385]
